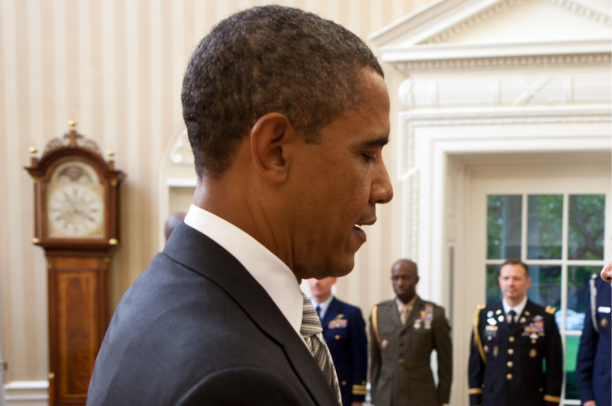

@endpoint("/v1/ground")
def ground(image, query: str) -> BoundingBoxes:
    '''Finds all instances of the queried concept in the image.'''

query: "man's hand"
[583,401,596,406]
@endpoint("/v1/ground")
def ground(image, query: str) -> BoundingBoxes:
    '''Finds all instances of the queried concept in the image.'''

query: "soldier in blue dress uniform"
[576,269,611,406]
[309,277,368,406]
[469,259,563,406]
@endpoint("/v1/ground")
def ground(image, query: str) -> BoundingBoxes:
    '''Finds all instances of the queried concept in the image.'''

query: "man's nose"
[371,159,393,205]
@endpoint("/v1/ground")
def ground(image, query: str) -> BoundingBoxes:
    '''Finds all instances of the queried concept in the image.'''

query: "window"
[486,194,606,404]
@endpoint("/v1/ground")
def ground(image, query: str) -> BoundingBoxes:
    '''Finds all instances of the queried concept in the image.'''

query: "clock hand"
[63,191,79,211]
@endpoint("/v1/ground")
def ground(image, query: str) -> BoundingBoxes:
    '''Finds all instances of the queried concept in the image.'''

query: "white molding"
[424,0,611,45]
[5,381,48,406]
[370,0,611,46]
[397,105,611,296]
[392,53,610,73]
[402,105,611,123]
[379,41,611,65]
[166,178,197,188]
[398,72,611,109]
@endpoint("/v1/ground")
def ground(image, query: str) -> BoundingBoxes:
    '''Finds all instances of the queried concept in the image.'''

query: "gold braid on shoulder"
[372,305,380,347]
[473,304,486,364]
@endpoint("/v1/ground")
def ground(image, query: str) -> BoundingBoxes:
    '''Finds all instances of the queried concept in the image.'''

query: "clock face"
[46,161,105,238]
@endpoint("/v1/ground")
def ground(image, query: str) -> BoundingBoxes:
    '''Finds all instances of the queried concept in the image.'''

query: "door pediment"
[370,0,611,64]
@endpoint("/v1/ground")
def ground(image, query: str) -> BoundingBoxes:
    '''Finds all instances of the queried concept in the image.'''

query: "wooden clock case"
[24,125,124,406]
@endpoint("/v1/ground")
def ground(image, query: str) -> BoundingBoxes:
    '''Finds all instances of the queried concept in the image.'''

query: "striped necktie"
[300,292,341,405]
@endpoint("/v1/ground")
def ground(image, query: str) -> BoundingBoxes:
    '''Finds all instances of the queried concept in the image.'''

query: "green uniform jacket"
[369,296,452,406]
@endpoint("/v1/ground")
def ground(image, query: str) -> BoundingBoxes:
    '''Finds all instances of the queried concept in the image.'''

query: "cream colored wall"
[0,0,435,383]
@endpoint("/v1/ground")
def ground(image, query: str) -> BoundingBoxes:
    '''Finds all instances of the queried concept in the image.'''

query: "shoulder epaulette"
[545,306,556,314]
[372,305,380,347]
[473,304,486,364]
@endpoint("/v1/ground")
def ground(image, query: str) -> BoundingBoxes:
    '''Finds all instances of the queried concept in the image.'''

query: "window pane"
[569,195,605,260]
[527,265,562,330]
[487,195,522,259]
[527,195,563,260]
[564,336,580,400]
[486,265,502,305]
[566,266,599,331]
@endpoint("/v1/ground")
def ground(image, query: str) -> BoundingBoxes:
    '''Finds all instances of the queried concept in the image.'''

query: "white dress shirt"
[502,295,528,323]
[184,204,304,339]
[310,295,334,320]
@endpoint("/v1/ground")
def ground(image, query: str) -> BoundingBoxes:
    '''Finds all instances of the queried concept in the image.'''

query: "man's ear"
[250,113,295,184]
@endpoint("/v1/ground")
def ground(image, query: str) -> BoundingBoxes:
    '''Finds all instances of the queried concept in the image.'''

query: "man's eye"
[363,153,376,163]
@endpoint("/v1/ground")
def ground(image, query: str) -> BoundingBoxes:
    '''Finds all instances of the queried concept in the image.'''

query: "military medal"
[493,346,499,357]
[485,325,498,340]
[422,305,434,330]
[484,345,489,353]
[498,315,504,322]
[496,309,502,315]
[487,311,493,318]
[519,317,526,323]
[414,320,422,330]
[382,339,389,348]
[328,315,347,329]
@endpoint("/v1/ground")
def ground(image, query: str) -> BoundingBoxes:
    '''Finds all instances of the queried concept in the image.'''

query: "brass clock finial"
[28,147,38,166]
[68,119,77,128]
[107,150,116,169]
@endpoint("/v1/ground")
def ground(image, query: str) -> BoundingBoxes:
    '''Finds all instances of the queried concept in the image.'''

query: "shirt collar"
[310,295,334,320]
[396,295,417,315]
[184,204,304,337]
[502,295,528,317]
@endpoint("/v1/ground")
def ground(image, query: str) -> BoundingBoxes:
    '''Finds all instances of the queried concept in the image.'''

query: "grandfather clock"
[25,121,124,406]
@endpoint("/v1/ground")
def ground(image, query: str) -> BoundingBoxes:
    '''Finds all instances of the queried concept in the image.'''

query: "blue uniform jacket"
[320,297,368,406]
[469,300,563,406]
[576,275,611,406]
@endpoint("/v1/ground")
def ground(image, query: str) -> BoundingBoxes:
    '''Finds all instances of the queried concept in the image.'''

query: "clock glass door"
[46,160,105,239]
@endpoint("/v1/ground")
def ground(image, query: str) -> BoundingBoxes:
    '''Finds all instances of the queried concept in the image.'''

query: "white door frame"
[397,105,611,405]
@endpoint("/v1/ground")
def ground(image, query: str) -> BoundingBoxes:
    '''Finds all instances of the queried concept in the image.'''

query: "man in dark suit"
[86,5,393,406]
[309,277,368,406]
[468,259,563,406]
[369,259,453,406]
[576,272,611,406]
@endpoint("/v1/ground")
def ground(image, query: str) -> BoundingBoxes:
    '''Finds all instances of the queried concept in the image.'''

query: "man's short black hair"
[500,258,529,276]
[181,5,384,177]
[392,259,418,276]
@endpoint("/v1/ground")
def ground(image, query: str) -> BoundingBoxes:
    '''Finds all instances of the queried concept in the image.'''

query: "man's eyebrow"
[361,135,389,147]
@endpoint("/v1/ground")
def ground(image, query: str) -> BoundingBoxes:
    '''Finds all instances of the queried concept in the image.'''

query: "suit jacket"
[87,223,339,406]
[576,275,611,406]
[468,300,563,406]
[369,296,452,406]
[320,297,368,406]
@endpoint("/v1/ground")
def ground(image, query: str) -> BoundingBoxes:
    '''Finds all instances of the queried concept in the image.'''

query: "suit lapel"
[494,302,512,335]
[164,223,338,406]
[402,296,423,334]
[383,300,402,334]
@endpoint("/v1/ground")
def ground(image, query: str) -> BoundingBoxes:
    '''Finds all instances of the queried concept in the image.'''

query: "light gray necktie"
[300,292,342,405]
